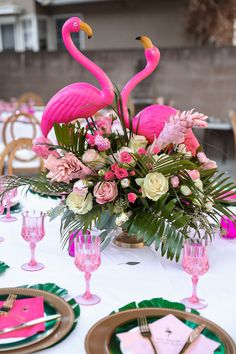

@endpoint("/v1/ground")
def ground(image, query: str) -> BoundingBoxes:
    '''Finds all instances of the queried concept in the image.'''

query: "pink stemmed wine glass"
[0,204,4,241]
[74,233,101,305]
[0,177,17,222]
[21,210,45,271]
[181,239,209,310]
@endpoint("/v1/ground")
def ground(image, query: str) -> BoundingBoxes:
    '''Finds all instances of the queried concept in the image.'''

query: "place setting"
[0,5,236,354]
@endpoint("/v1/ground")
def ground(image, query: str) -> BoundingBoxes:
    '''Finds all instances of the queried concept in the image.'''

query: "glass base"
[0,216,17,222]
[181,297,208,310]
[75,293,101,306]
[21,262,45,272]
[0,237,4,242]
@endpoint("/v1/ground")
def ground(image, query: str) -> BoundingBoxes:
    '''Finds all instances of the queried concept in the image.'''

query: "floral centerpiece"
[2,97,235,261]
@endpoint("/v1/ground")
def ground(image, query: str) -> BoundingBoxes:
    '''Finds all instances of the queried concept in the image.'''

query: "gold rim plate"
[85,307,236,354]
[0,288,75,353]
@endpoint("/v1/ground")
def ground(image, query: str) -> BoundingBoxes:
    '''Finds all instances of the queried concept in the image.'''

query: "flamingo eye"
[73,22,78,27]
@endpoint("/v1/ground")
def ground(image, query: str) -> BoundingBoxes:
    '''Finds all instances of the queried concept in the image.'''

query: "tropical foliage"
[1,95,235,261]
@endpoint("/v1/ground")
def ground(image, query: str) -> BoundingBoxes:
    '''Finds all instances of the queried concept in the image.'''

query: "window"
[1,24,14,50]
[55,17,81,50]
[22,19,33,50]
[38,18,47,50]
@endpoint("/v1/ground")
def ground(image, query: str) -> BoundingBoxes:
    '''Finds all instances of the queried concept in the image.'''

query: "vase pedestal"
[113,231,144,249]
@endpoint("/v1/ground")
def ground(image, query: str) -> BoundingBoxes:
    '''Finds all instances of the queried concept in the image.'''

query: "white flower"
[129,134,148,153]
[177,144,192,158]
[82,149,106,170]
[66,192,93,215]
[194,178,203,192]
[181,185,192,196]
[73,180,88,196]
[115,212,129,226]
[136,172,169,201]
[112,119,125,135]
[205,196,214,212]
[121,178,130,188]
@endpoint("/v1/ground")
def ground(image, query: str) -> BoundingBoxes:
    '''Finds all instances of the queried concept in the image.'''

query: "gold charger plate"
[0,287,75,353]
[85,307,236,354]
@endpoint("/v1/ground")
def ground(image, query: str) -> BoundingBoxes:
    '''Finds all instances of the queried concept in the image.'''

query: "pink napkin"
[0,296,45,339]
[117,314,220,354]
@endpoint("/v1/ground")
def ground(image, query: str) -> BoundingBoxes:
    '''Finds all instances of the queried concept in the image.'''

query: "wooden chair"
[0,138,44,176]
[17,92,44,107]
[2,112,40,151]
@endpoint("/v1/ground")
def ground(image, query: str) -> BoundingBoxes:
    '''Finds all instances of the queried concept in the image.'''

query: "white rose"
[129,134,148,153]
[194,178,203,192]
[82,149,106,170]
[136,172,169,201]
[66,192,93,215]
[181,185,192,196]
[121,178,130,188]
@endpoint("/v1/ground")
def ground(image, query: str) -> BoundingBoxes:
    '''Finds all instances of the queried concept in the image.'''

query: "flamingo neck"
[120,47,160,126]
[63,29,113,102]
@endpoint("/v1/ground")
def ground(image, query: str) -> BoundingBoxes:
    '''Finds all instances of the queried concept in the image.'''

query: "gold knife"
[179,324,206,354]
[0,314,61,335]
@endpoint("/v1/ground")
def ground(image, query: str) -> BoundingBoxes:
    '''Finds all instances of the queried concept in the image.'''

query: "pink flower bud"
[171,176,179,188]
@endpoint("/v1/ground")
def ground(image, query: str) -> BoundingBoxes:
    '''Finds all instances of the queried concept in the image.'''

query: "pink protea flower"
[114,167,129,179]
[155,109,208,150]
[94,135,111,151]
[137,148,147,155]
[32,136,60,159]
[128,192,137,203]
[45,153,93,184]
[104,171,115,180]
[119,151,132,163]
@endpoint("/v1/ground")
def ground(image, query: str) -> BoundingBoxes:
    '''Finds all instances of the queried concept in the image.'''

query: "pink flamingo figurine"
[120,36,201,154]
[41,17,114,137]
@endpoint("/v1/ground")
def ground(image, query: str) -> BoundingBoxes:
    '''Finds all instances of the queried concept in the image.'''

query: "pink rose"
[93,181,118,204]
[202,159,217,170]
[129,171,136,176]
[104,171,115,180]
[119,151,132,163]
[114,167,129,180]
[137,148,147,155]
[96,116,112,135]
[32,136,60,159]
[111,164,119,171]
[171,176,179,188]
[73,180,88,196]
[45,152,93,184]
[187,169,200,181]
[197,152,207,163]
[128,192,137,203]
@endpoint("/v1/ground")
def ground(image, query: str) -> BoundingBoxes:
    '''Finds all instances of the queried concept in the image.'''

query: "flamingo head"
[63,17,93,38]
[136,35,160,66]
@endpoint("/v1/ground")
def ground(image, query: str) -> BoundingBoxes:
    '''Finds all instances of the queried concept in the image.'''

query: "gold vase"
[113,230,144,249]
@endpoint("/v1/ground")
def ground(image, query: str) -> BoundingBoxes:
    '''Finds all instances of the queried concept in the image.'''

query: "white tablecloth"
[0,192,236,353]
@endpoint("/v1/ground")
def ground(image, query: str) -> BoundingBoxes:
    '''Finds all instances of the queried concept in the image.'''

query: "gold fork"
[0,294,17,316]
[138,316,158,354]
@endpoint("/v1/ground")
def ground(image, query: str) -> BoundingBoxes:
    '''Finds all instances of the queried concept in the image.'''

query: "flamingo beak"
[136,36,153,49]
[80,21,93,39]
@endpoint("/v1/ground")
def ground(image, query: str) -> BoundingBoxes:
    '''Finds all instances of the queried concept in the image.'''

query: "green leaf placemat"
[19,282,80,346]
[109,298,224,354]
[0,261,9,274]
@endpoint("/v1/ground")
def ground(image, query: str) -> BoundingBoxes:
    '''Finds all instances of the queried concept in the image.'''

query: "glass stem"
[83,272,92,300]
[190,275,199,303]
[29,242,37,266]
[6,199,11,219]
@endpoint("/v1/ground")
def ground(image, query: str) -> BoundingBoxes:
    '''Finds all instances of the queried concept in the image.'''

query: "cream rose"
[66,192,93,215]
[136,172,169,201]
[82,149,106,170]
[129,134,148,153]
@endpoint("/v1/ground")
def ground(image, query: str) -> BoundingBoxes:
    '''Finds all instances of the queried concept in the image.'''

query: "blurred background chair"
[17,92,44,108]
[0,138,44,176]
